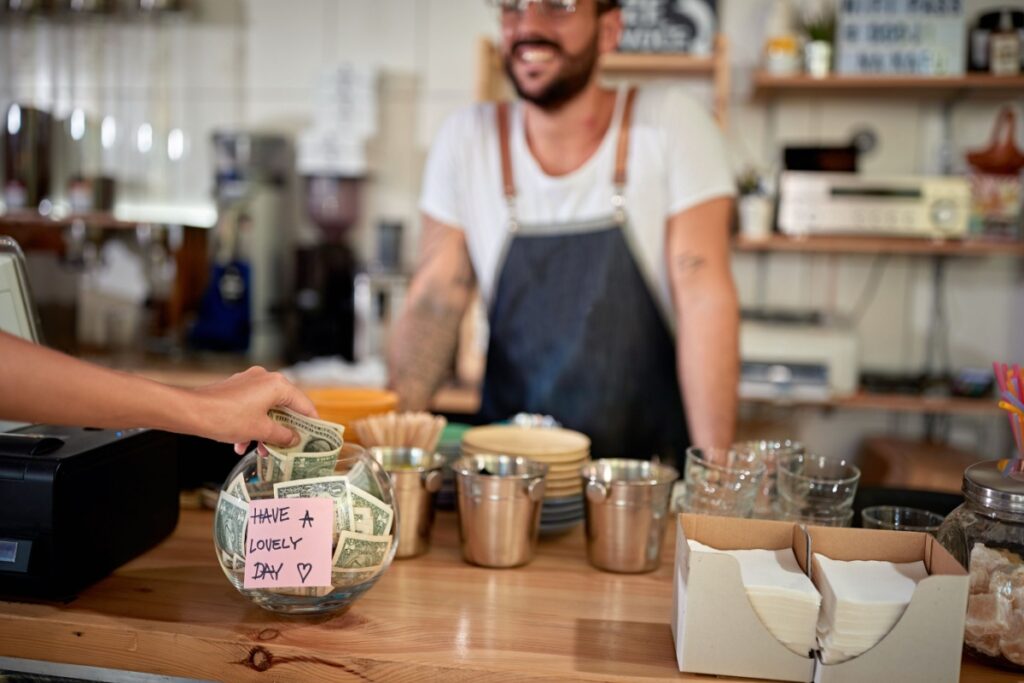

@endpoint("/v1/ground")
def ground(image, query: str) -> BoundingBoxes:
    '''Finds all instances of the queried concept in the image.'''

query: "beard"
[503,34,599,112]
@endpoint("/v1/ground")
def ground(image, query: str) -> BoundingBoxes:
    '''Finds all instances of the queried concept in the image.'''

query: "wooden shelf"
[745,391,1001,416]
[476,35,731,127]
[753,72,1024,99]
[836,392,1000,416]
[600,52,715,74]
[733,234,1024,257]
[0,211,139,230]
[0,212,155,254]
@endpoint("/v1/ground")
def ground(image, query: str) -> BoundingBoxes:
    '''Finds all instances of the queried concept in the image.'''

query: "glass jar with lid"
[936,460,1024,670]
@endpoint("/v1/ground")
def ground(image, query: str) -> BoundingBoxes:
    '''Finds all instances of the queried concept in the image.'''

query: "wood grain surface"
[0,509,1015,682]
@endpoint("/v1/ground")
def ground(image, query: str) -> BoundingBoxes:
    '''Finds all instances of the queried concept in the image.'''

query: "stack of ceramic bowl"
[461,425,590,535]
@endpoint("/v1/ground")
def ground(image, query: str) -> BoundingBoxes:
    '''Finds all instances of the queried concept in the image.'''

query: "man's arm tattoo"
[674,252,707,277]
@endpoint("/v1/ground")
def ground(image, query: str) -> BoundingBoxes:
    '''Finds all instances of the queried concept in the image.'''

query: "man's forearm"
[677,290,740,448]
[389,215,476,412]
[389,292,469,411]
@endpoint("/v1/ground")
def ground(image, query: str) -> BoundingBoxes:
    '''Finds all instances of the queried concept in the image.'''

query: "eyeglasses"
[490,0,610,17]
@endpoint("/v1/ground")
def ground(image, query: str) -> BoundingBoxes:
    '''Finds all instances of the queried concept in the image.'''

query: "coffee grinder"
[288,64,378,363]
[288,173,365,363]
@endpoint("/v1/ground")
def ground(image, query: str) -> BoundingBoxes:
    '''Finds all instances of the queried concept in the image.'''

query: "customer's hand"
[189,367,318,454]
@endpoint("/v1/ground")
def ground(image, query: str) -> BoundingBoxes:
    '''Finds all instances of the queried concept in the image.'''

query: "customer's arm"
[388,213,476,411]
[665,196,739,448]
[0,331,315,448]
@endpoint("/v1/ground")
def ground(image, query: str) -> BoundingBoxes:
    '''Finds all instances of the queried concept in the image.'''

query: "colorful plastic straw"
[995,362,1024,476]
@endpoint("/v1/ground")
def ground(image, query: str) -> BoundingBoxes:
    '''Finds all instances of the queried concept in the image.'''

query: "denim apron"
[479,88,690,466]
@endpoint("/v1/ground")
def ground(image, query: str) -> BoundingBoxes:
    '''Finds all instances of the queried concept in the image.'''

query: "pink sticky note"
[243,498,333,589]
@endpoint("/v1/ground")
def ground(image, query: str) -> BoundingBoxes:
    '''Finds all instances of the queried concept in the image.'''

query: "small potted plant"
[737,167,773,242]
[799,4,835,78]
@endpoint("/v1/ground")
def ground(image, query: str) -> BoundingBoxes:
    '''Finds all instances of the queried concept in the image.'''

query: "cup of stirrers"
[352,411,448,453]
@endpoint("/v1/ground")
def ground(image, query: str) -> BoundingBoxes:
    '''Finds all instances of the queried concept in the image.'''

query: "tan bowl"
[304,387,399,444]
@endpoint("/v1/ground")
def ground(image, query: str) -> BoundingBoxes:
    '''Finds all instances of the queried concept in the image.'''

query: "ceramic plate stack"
[461,425,590,535]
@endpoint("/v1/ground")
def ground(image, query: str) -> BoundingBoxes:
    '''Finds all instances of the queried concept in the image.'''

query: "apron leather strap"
[614,87,638,189]
[497,101,515,202]
[496,86,639,200]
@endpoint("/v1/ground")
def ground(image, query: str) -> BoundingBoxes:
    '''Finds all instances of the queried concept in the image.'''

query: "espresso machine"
[190,132,294,361]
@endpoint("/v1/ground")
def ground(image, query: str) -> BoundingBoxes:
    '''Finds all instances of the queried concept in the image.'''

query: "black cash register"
[0,426,179,600]
[0,237,179,600]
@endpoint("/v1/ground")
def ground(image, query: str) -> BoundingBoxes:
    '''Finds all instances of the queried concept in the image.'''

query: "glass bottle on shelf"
[990,10,1022,76]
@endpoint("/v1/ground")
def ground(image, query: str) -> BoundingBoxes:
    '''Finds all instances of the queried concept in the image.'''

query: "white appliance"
[0,236,41,432]
[777,171,971,238]
[740,321,859,400]
[0,237,40,344]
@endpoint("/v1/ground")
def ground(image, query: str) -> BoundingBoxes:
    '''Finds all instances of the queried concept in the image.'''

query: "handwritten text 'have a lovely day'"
[243,498,332,589]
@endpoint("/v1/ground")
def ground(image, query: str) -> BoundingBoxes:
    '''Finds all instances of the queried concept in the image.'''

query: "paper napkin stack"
[689,540,822,656]
[813,554,929,664]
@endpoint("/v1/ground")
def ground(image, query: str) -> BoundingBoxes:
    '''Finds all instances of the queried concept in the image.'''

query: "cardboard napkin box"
[671,514,969,683]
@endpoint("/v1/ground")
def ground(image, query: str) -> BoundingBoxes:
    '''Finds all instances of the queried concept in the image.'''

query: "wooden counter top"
[0,510,1014,682]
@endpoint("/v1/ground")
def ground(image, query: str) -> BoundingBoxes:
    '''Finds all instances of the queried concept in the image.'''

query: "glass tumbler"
[680,447,766,518]
[861,506,945,534]
[733,439,804,518]
[776,452,860,516]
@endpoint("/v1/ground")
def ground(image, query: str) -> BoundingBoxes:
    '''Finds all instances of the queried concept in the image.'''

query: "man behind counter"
[390,0,738,465]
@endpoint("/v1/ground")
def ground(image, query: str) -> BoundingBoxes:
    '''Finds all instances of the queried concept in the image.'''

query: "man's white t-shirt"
[418,84,735,324]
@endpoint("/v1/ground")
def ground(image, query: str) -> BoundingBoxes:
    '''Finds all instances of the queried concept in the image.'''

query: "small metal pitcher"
[370,447,444,559]
[582,459,679,573]
[454,454,547,568]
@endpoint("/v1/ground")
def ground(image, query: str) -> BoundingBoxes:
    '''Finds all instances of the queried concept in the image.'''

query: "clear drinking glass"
[776,452,860,515]
[733,440,804,518]
[861,506,944,534]
[680,447,766,518]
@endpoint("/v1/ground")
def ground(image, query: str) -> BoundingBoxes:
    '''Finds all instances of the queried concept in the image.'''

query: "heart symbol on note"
[297,563,313,584]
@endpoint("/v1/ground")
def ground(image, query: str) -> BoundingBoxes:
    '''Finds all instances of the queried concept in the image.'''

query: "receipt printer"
[0,425,179,600]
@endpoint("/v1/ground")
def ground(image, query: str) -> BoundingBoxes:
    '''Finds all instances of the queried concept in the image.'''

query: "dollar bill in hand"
[267,408,345,454]
[261,409,347,483]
